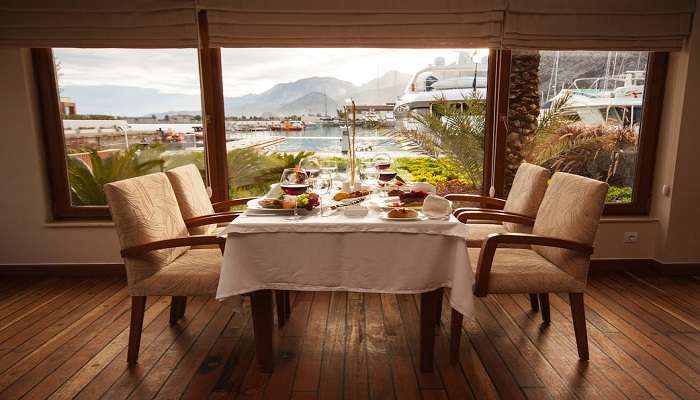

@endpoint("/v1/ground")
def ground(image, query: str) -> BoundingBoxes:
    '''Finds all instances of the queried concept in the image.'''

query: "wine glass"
[360,161,379,188]
[300,156,321,181]
[280,168,309,220]
[320,159,338,189]
[373,153,392,171]
[314,171,333,216]
[378,169,398,197]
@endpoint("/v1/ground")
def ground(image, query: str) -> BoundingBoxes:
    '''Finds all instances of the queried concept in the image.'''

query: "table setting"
[215,154,475,372]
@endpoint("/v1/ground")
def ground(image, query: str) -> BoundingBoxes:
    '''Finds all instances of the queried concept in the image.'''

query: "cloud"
[54,48,485,97]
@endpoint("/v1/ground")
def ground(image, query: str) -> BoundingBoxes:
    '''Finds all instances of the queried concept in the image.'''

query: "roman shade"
[503,0,695,50]
[0,0,198,48]
[198,0,506,48]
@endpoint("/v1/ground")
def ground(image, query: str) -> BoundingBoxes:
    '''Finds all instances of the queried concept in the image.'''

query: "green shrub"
[606,186,632,203]
[394,157,474,187]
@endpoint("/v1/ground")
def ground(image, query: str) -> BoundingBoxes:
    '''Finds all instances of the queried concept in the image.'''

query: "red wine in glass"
[280,183,309,196]
[375,162,391,171]
[378,171,397,182]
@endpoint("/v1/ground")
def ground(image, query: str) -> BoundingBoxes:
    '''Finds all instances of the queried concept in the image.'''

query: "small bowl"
[343,205,369,217]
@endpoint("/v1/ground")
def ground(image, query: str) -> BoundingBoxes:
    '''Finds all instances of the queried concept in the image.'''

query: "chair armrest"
[443,194,506,209]
[185,212,241,228]
[473,233,594,297]
[212,197,256,212]
[456,210,535,226]
[120,235,225,257]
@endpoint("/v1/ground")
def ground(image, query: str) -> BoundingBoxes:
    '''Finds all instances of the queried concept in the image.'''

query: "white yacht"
[545,70,645,131]
[394,53,489,121]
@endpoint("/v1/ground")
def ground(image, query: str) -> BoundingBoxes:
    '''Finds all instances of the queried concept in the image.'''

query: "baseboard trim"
[591,259,699,275]
[0,263,125,277]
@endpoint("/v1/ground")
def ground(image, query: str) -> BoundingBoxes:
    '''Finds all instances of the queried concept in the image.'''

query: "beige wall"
[0,48,121,265]
[0,35,699,266]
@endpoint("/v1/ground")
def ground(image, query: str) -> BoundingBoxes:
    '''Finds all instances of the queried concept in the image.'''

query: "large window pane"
[220,48,489,198]
[53,48,204,206]
[504,50,649,203]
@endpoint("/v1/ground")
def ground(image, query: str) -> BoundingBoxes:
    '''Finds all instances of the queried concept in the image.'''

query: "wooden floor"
[0,272,699,399]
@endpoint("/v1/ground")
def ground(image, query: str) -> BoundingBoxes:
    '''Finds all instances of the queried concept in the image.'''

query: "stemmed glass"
[320,159,338,189]
[314,170,333,216]
[373,153,392,171]
[279,168,309,220]
[300,156,321,187]
[360,161,379,188]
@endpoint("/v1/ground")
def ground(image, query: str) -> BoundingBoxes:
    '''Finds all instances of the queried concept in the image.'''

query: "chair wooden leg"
[538,293,550,323]
[569,293,589,360]
[170,296,186,325]
[284,290,291,320]
[419,289,440,372]
[275,290,287,327]
[251,290,274,372]
[450,309,464,364]
[435,288,444,326]
[127,296,146,365]
[529,293,540,312]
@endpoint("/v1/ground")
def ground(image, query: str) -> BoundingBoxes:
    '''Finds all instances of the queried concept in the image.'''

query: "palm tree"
[66,146,164,205]
[387,95,486,188]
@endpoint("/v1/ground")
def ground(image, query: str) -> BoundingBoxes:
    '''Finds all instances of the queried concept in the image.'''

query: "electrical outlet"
[623,232,639,243]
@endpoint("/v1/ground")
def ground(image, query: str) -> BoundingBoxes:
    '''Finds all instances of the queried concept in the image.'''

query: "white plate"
[376,197,424,210]
[379,211,426,221]
[245,198,294,214]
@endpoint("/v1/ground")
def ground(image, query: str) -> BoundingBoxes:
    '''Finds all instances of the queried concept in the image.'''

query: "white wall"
[0,38,699,267]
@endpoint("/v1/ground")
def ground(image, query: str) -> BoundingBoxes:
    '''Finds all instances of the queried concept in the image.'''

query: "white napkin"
[412,182,436,193]
[422,194,452,218]
[265,183,283,199]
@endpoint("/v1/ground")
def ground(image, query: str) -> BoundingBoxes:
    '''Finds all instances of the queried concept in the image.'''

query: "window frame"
[33,41,667,220]
[493,51,668,215]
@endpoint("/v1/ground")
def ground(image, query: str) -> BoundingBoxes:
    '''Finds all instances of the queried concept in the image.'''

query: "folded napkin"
[412,182,436,193]
[422,194,452,218]
[265,183,283,199]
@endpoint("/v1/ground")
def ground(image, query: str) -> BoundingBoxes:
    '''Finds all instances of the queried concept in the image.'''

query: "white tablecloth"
[216,210,475,317]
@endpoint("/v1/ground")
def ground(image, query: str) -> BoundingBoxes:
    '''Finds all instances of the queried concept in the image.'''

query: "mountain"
[61,71,412,117]
[274,92,340,116]
[60,85,201,117]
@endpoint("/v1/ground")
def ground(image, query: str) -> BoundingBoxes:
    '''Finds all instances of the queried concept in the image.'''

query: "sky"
[53,48,489,98]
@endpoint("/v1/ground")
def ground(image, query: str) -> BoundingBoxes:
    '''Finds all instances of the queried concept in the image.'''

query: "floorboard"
[0,272,697,399]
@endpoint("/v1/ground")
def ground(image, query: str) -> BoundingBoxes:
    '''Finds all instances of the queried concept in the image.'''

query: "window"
[499,50,667,214]
[219,48,491,199]
[34,44,665,219]
[34,48,205,218]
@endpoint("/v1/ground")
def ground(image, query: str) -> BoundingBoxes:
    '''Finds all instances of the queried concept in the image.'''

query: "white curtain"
[0,0,198,48]
[503,0,695,50]
[198,0,506,48]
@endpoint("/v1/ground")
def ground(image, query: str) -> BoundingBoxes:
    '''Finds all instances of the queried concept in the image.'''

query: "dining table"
[216,196,475,373]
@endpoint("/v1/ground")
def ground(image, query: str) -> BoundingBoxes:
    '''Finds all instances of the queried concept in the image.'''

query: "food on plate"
[388,208,418,219]
[388,189,405,197]
[333,189,370,201]
[296,192,320,210]
[258,198,284,209]
[333,192,350,201]
[398,190,430,207]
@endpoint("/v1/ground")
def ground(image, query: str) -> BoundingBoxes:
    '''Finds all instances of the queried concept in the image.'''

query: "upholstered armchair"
[165,164,291,326]
[446,163,550,247]
[165,164,253,235]
[451,172,608,361]
[104,172,226,364]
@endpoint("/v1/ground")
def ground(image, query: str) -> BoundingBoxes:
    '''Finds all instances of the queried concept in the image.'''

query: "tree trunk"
[505,51,541,192]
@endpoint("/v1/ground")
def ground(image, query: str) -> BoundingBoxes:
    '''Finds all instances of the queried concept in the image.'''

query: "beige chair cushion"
[468,248,585,293]
[165,164,216,235]
[128,249,221,296]
[502,163,550,233]
[104,173,190,286]
[532,173,608,282]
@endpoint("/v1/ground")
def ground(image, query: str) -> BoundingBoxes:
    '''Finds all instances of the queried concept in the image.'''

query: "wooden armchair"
[450,172,608,361]
[446,163,550,248]
[165,164,253,235]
